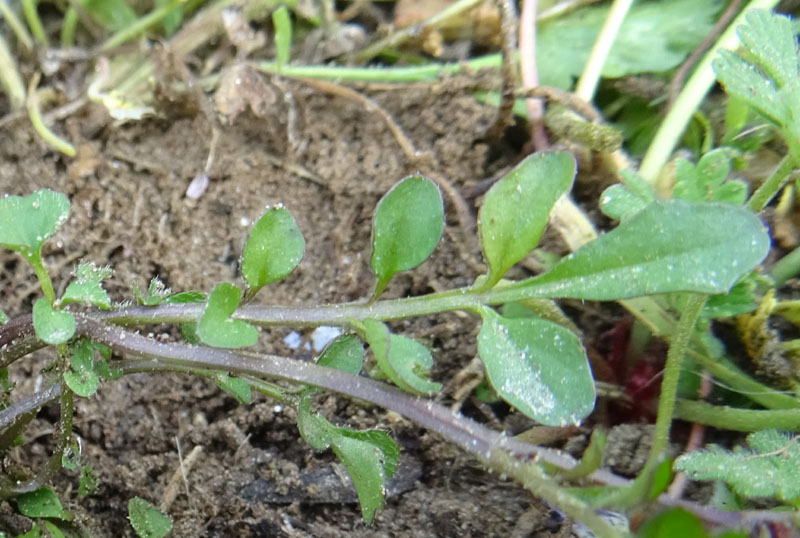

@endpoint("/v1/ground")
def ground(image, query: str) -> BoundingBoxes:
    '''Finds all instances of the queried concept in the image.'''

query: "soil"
[0,59,615,536]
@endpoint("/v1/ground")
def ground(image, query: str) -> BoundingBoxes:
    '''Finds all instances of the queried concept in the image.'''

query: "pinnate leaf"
[363,319,441,396]
[477,308,595,426]
[675,429,800,502]
[500,200,769,301]
[478,151,575,288]
[713,11,800,155]
[128,497,172,538]
[0,190,69,258]
[371,175,443,296]
[242,206,305,295]
[33,299,75,345]
[197,283,258,348]
[62,262,113,309]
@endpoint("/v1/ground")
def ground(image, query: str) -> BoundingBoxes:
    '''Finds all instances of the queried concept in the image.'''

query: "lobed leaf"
[62,262,113,309]
[370,175,444,296]
[0,190,69,258]
[65,340,100,397]
[478,151,575,289]
[363,320,441,396]
[477,308,595,426]
[241,206,305,295]
[673,148,747,204]
[32,299,75,345]
[197,283,258,348]
[675,429,800,502]
[504,200,770,301]
[317,333,364,375]
[128,497,172,538]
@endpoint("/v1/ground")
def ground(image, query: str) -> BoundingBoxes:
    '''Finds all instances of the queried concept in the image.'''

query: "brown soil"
[0,66,599,536]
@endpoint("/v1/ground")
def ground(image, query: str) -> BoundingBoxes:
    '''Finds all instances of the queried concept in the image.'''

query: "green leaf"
[133,277,172,306]
[128,497,172,538]
[336,428,399,479]
[636,508,709,538]
[673,149,747,204]
[273,5,292,69]
[538,0,722,89]
[79,463,99,499]
[156,0,182,36]
[712,11,800,154]
[370,175,444,296]
[478,151,575,289]
[17,488,69,519]
[599,184,650,221]
[477,308,594,426]
[0,309,7,324]
[18,522,66,538]
[65,340,101,397]
[78,0,137,31]
[506,200,769,301]
[165,291,206,304]
[296,394,399,522]
[197,283,258,348]
[62,262,113,309]
[674,429,800,502]
[331,435,387,524]
[0,190,69,258]
[32,299,75,345]
[363,320,441,396]
[241,206,305,295]
[317,334,364,375]
[214,372,252,404]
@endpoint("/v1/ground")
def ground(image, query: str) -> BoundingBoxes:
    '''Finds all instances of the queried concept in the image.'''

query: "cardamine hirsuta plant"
[0,148,771,538]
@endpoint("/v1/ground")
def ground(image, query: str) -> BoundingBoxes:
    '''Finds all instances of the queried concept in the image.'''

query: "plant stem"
[0,2,33,53]
[0,31,26,111]
[75,315,628,486]
[21,0,48,47]
[745,154,797,213]
[674,399,800,431]
[26,79,77,157]
[28,252,56,305]
[486,450,628,538]
[638,0,780,185]
[252,52,505,83]
[645,294,707,473]
[574,0,633,103]
[772,245,800,287]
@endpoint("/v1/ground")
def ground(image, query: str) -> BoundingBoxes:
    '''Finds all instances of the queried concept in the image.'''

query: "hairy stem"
[645,294,707,474]
[673,399,800,431]
[746,154,797,213]
[574,0,634,103]
[74,315,626,486]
